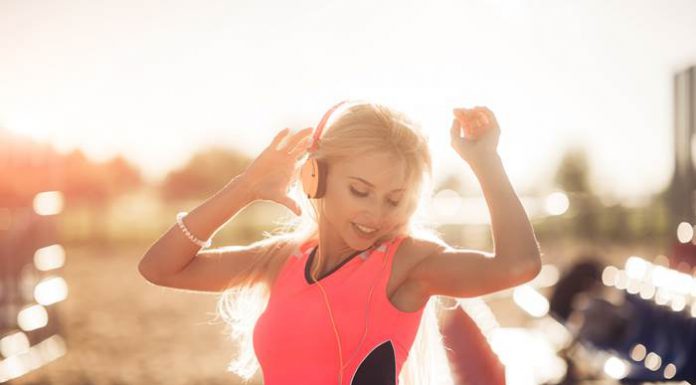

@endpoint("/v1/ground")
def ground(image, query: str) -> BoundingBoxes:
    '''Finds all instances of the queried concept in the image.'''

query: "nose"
[360,196,385,226]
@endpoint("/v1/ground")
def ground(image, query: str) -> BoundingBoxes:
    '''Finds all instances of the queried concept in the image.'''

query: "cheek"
[385,214,405,230]
[332,189,362,213]
[322,189,354,223]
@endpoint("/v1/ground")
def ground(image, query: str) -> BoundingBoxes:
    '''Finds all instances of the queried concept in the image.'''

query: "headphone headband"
[309,99,363,153]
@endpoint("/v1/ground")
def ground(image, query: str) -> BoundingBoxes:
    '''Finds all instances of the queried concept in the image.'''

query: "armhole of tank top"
[387,235,408,265]
[377,235,408,291]
[381,234,428,315]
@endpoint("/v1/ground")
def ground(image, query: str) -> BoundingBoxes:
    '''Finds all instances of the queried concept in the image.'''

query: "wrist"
[468,152,502,173]
[222,174,258,204]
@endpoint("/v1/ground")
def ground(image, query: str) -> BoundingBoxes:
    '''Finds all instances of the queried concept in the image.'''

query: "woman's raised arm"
[137,126,315,292]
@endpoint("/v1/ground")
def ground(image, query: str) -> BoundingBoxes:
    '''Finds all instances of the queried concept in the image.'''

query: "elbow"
[519,240,543,280]
[520,252,542,282]
[138,256,162,284]
[501,252,542,286]
[137,261,153,282]
[526,258,542,281]
[491,252,543,291]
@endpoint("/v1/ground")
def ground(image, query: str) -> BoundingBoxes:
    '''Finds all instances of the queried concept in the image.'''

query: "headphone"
[300,99,349,199]
[300,99,395,385]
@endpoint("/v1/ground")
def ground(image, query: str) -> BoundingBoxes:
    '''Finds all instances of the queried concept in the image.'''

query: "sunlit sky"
[1,0,695,200]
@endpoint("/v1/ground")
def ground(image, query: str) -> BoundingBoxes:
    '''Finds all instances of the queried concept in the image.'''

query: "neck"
[312,213,384,275]
[316,221,356,270]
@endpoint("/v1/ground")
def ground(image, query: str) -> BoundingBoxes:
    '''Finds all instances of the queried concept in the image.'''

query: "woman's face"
[319,152,409,250]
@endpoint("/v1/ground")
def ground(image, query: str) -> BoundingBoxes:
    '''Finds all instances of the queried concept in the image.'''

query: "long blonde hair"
[215,102,457,385]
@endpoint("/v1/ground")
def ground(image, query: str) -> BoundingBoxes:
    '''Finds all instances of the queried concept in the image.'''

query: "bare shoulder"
[396,235,448,265]
[386,235,450,310]
[262,238,302,289]
[391,235,449,287]
[402,235,447,252]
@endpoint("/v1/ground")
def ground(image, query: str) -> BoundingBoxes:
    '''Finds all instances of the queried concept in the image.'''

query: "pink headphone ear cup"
[301,158,328,199]
[314,159,328,198]
[300,158,319,198]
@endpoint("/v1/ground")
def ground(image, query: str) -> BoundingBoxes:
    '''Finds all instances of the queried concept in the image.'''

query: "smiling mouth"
[352,222,378,236]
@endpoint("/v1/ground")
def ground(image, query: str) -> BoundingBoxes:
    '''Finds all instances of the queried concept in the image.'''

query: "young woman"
[138,100,542,385]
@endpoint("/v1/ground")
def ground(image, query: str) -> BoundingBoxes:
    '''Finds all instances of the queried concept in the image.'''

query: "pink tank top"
[252,235,426,385]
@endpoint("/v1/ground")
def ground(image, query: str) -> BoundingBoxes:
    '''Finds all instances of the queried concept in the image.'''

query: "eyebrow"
[349,176,406,192]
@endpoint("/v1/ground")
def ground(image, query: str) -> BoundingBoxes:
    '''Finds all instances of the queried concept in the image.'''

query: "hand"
[450,106,500,166]
[241,127,314,216]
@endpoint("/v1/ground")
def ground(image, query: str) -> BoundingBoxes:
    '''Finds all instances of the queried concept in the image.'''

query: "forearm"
[469,153,541,269]
[138,174,257,279]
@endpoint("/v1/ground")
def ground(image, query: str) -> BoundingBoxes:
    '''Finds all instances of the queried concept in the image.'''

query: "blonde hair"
[215,102,457,385]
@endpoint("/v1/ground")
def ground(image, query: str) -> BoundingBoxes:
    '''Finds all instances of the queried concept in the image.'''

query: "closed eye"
[350,187,400,207]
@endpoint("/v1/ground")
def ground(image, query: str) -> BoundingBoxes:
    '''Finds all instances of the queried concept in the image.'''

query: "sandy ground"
[9,237,666,385]
[12,242,261,385]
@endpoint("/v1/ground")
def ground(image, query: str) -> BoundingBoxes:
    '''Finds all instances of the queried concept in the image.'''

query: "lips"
[352,222,378,238]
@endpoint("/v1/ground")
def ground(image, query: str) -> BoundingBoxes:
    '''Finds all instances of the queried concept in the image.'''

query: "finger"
[289,136,314,158]
[282,126,314,152]
[453,109,476,138]
[468,108,484,126]
[480,107,498,127]
[475,109,489,126]
[475,107,491,126]
[288,129,314,153]
[277,195,302,216]
[450,117,462,139]
[271,127,291,149]
[453,108,469,122]
[454,108,478,134]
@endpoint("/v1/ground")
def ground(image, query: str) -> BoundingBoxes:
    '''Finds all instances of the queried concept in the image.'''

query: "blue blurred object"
[552,259,696,382]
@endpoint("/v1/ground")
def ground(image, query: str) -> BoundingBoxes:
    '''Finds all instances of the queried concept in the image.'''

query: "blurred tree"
[554,147,591,194]
[58,150,144,244]
[59,150,144,207]
[0,129,59,206]
[0,128,145,244]
[650,189,673,241]
[0,129,143,207]
[599,203,631,242]
[552,146,601,240]
[103,155,143,195]
[60,150,111,206]
[160,146,252,201]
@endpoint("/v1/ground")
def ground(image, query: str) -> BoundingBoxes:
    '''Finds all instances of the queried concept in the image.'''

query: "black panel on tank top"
[304,246,366,284]
[351,340,397,385]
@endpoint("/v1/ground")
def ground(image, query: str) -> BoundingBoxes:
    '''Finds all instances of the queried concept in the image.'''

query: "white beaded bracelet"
[175,211,212,249]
